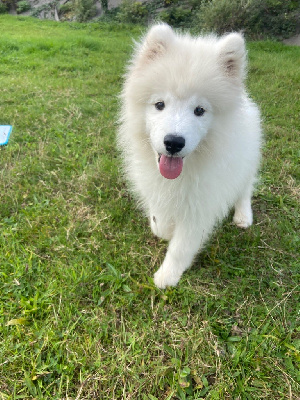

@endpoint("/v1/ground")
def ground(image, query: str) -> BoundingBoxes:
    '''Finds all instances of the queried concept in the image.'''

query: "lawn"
[0,15,299,399]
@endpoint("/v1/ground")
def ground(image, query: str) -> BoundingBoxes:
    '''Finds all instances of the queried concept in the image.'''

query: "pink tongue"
[159,155,183,179]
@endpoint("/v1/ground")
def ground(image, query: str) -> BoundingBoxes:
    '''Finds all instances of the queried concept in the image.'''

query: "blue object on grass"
[0,125,12,145]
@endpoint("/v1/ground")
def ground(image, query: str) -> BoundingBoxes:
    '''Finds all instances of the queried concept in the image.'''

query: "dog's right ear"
[136,24,174,65]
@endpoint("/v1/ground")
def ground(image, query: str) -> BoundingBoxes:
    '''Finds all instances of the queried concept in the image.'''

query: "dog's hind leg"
[233,182,254,228]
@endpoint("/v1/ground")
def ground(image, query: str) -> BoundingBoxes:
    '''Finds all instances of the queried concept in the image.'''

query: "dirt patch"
[283,34,300,46]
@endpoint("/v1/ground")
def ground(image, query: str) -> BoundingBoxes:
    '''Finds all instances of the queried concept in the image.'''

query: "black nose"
[164,134,185,155]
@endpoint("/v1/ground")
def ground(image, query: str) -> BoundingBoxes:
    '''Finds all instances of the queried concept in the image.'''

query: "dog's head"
[125,24,247,179]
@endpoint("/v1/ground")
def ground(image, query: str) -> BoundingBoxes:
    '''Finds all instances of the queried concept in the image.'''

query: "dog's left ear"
[218,33,246,80]
[136,24,175,65]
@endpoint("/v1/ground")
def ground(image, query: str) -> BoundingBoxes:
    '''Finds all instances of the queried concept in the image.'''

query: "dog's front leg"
[153,226,208,289]
[150,213,174,241]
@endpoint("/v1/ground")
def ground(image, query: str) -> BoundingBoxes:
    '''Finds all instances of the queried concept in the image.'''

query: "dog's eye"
[194,106,205,116]
[155,101,165,111]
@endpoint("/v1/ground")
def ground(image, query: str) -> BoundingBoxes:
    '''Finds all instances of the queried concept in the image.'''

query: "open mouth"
[158,154,183,180]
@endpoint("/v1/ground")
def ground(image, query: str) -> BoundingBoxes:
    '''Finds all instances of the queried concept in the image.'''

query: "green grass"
[0,15,299,399]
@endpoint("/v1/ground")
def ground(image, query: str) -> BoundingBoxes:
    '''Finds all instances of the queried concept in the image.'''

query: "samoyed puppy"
[118,24,261,289]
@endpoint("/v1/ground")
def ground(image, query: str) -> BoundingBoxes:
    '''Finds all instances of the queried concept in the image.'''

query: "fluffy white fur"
[118,24,261,289]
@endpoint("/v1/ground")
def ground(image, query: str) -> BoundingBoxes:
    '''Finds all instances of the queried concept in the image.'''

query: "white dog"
[118,24,261,289]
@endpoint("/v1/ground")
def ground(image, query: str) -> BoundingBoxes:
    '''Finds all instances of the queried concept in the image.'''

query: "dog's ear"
[218,33,246,80]
[137,24,174,64]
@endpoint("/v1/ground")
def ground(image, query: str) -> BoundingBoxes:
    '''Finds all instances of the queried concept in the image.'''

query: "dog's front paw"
[233,210,253,228]
[153,266,180,289]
